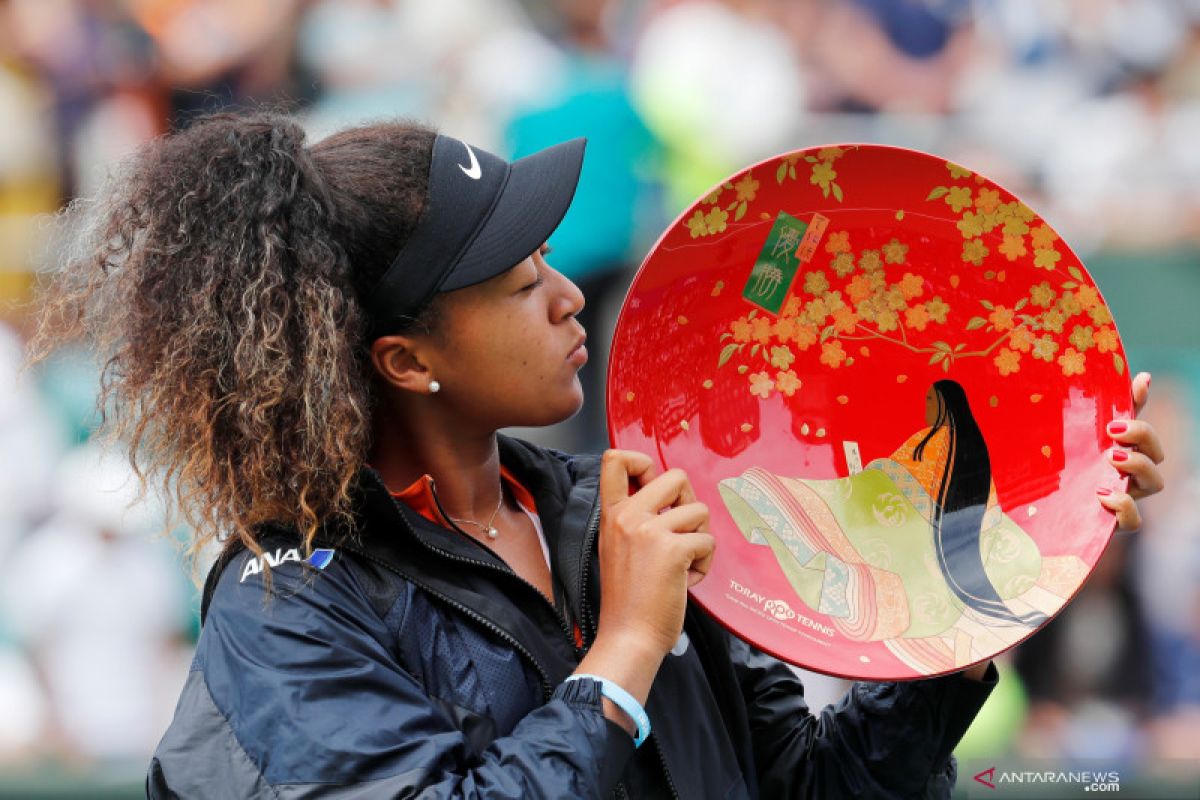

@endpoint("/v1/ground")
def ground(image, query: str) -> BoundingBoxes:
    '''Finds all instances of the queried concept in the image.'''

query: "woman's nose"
[552,270,585,321]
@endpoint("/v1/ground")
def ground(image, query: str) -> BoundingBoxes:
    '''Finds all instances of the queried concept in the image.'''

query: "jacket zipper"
[377,490,580,684]
[347,543,555,701]
[578,499,602,642]
[652,736,680,800]
[578,495,680,800]
[379,475,680,796]
[421,485,582,656]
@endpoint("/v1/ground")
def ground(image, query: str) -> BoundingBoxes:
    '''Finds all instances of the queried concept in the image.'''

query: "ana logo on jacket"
[240,548,336,582]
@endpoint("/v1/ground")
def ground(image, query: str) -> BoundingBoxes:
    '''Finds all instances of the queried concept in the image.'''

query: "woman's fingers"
[627,468,696,513]
[1098,374,1164,527]
[1098,489,1142,533]
[1107,419,1164,465]
[1132,371,1151,416]
[592,457,715,659]
[675,531,716,587]
[655,501,709,534]
[600,450,700,515]
[1108,447,1164,499]
[599,449,657,510]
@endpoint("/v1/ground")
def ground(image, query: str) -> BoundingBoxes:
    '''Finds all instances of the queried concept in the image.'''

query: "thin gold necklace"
[438,483,505,540]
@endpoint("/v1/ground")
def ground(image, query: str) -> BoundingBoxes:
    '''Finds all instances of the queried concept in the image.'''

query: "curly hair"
[28,112,438,568]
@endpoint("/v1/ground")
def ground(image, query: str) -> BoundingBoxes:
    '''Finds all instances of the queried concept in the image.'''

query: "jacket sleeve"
[727,633,997,799]
[147,553,634,799]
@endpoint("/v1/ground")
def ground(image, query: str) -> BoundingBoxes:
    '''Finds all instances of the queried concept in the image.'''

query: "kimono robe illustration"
[719,426,1089,673]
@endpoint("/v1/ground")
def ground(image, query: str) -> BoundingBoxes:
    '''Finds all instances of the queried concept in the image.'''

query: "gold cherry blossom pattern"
[723,231,1072,390]
[999,235,1027,261]
[776,370,802,396]
[700,184,724,205]
[719,244,1123,395]
[1057,348,1086,377]
[928,174,1054,282]
[882,238,909,264]
[1031,335,1059,362]
[777,146,854,203]
[748,371,774,399]
[994,348,1021,376]
[1009,327,1036,352]
[1095,327,1119,353]
[1068,325,1095,352]
[720,235,962,396]
[713,165,1124,399]
[820,340,847,368]
[770,345,795,370]
[825,230,851,254]
[975,187,1002,214]
[962,239,989,266]
[1033,248,1061,271]
[960,267,1124,377]
[831,252,855,277]
[686,205,730,239]
[945,186,973,214]
[946,161,973,180]
[925,163,1125,377]
[726,173,759,222]
[687,171,762,237]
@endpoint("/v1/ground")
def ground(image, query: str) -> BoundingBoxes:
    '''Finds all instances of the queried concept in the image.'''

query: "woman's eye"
[522,275,545,292]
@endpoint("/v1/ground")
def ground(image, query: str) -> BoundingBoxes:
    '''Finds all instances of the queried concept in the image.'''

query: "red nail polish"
[1096,487,1112,496]
[1108,421,1128,435]
[1111,449,1129,462]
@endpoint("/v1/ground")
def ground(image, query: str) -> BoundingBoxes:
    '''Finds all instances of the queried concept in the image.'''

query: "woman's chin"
[518,388,586,430]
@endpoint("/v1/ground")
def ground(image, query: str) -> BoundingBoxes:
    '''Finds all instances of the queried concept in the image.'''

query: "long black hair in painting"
[914,380,1047,627]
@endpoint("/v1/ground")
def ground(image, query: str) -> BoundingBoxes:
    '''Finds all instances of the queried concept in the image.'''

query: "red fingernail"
[1108,421,1128,435]
[1096,487,1112,496]
[1111,449,1129,462]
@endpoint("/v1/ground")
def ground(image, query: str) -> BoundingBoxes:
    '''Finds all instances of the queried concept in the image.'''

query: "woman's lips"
[568,340,588,367]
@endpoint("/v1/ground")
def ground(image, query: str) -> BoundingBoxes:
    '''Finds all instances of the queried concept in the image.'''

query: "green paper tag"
[743,211,808,315]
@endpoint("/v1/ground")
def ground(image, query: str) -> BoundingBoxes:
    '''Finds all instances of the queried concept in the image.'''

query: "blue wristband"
[564,674,651,748]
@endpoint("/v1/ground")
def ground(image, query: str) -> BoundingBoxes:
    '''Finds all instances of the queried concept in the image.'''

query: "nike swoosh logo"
[458,143,481,180]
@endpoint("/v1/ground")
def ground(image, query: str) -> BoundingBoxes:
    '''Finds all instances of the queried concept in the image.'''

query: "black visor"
[366,134,586,334]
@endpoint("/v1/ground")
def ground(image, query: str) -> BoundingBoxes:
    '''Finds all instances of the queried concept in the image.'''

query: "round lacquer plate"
[607,144,1133,680]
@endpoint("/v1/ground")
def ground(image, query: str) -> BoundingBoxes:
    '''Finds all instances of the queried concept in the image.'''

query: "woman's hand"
[593,449,714,656]
[1099,371,1166,532]
[573,449,714,724]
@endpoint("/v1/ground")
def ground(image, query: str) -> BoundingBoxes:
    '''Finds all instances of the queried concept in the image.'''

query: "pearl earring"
[429,380,441,394]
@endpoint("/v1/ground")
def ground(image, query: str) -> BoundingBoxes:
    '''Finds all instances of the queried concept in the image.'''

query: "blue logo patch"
[307,549,336,570]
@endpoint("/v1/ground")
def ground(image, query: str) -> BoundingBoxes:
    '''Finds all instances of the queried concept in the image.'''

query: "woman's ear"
[369,335,433,394]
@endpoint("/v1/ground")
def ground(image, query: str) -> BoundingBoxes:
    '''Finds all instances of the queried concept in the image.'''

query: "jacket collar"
[203,436,604,683]
[349,435,586,566]
[340,435,600,684]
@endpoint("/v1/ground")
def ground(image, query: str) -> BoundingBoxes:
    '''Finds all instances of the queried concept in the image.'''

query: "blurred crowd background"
[1,0,1199,796]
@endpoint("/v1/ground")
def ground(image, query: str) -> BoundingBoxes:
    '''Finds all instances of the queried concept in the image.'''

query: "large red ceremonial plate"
[607,144,1133,680]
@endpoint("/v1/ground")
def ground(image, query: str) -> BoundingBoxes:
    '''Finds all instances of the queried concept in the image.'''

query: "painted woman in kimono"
[719,380,1089,673]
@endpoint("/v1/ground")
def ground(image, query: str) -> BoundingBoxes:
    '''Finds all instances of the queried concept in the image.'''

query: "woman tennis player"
[31,113,1164,798]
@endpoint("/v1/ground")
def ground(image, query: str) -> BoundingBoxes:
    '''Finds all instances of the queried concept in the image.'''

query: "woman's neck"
[368,402,504,523]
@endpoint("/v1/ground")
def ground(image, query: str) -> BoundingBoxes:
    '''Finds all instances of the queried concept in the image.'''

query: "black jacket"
[147,435,997,798]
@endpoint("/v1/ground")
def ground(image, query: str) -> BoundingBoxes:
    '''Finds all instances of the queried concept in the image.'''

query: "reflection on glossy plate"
[607,144,1133,680]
